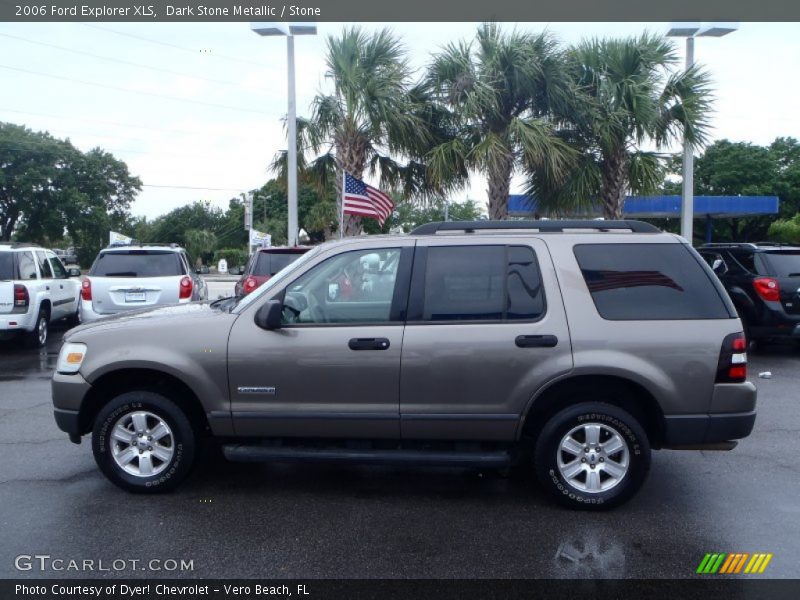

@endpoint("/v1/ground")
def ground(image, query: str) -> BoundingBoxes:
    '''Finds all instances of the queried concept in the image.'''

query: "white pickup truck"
[0,243,82,347]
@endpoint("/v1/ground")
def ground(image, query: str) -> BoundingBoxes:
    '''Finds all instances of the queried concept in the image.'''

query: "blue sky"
[0,21,798,219]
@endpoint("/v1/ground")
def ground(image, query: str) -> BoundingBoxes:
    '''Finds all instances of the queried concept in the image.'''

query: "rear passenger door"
[399,238,573,441]
[44,251,77,319]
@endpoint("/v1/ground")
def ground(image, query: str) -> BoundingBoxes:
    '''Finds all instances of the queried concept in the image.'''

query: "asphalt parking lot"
[0,323,798,580]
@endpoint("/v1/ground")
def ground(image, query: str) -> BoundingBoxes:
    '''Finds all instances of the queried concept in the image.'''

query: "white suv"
[80,243,207,322]
[0,243,82,347]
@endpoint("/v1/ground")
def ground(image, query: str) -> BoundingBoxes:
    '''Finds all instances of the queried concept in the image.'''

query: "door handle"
[515,334,558,348]
[45,286,50,291]
[348,337,390,351]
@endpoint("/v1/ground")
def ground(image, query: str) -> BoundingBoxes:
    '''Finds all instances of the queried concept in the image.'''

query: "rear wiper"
[787,273,800,277]
[104,272,138,277]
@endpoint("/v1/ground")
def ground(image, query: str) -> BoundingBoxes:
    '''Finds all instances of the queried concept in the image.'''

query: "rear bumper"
[662,381,757,446]
[0,311,36,332]
[749,322,800,340]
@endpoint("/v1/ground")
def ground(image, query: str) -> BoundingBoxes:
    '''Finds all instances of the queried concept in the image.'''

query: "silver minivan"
[53,221,756,509]
[80,244,207,321]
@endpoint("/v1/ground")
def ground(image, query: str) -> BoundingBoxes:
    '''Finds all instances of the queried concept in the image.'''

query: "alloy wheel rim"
[110,411,175,477]
[556,422,630,493]
[38,318,47,345]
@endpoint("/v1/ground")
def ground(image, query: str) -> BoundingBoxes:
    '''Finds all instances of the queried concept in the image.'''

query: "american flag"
[342,172,395,226]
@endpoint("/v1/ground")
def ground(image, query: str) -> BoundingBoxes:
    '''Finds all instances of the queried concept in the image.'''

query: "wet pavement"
[0,327,798,579]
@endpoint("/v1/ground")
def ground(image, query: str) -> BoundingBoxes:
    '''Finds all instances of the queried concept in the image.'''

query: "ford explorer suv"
[80,243,207,322]
[698,243,800,346]
[52,221,756,509]
[1,243,82,347]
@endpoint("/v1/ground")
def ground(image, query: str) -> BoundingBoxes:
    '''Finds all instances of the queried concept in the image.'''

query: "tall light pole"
[667,22,738,244]
[251,22,318,247]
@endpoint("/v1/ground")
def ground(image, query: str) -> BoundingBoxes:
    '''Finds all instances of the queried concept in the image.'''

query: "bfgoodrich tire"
[534,402,650,510]
[92,391,196,493]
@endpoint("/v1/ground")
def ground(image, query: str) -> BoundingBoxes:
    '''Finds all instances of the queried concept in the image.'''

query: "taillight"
[716,332,747,383]
[80,278,92,301]
[13,284,29,307]
[179,276,193,299]
[242,276,259,295]
[753,277,780,302]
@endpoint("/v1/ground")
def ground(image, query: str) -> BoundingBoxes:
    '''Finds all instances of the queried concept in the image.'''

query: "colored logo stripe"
[698,553,772,574]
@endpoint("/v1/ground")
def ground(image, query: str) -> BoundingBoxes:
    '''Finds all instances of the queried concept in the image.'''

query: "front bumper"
[52,371,92,443]
[662,381,757,447]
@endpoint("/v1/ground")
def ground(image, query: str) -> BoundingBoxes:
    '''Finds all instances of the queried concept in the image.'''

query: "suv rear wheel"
[534,402,650,510]
[24,308,48,348]
[92,391,196,493]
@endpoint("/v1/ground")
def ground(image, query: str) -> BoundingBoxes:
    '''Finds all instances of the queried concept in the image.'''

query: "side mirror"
[67,267,81,277]
[712,258,728,276]
[254,300,283,330]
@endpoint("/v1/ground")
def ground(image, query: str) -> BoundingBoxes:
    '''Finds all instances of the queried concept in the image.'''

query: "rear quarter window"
[0,252,15,280]
[574,243,730,320]
[762,251,800,277]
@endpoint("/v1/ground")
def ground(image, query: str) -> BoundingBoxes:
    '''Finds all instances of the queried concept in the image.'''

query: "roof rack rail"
[0,242,43,249]
[410,219,660,235]
[106,241,181,249]
[700,242,758,249]
[754,242,796,247]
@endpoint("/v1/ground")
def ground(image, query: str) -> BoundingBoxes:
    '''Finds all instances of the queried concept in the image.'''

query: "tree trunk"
[487,154,514,220]
[335,134,368,237]
[599,149,628,220]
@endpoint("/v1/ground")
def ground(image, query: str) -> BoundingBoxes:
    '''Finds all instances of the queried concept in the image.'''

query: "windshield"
[0,253,14,280]
[765,251,800,277]
[233,245,325,312]
[90,250,184,277]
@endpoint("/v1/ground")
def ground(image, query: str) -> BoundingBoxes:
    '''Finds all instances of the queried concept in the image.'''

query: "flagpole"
[340,170,346,239]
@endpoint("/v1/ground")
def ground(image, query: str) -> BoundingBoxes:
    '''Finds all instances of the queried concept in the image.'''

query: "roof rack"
[753,242,797,247]
[106,241,181,249]
[700,242,759,249]
[410,220,660,235]
[0,242,42,249]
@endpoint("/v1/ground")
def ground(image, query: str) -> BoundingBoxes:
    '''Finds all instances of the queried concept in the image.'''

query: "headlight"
[57,343,87,374]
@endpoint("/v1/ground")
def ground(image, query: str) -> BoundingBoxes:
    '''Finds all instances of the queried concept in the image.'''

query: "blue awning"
[508,194,780,218]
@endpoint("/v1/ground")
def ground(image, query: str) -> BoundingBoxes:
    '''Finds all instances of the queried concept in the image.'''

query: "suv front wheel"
[534,402,651,510]
[92,391,196,493]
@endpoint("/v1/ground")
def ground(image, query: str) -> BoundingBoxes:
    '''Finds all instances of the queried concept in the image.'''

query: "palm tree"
[531,33,713,219]
[424,24,574,220]
[298,27,431,236]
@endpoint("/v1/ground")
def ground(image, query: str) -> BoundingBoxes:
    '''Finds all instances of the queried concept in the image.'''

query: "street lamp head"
[250,22,317,37]
[667,22,701,37]
[697,22,739,37]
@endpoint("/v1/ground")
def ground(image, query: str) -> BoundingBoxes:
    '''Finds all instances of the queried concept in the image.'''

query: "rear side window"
[90,251,184,277]
[420,245,545,322]
[574,244,729,320]
[763,251,800,277]
[17,252,37,280]
[255,252,304,276]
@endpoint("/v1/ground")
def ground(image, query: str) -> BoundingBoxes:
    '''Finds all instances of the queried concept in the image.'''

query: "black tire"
[92,391,196,493]
[66,300,81,328]
[24,308,48,348]
[534,402,650,510]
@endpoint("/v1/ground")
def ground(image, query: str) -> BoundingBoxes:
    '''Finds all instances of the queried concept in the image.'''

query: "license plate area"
[125,291,146,303]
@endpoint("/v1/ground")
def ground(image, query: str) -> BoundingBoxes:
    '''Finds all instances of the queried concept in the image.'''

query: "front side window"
[420,245,545,322]
[574,243,729,320]
[36,251,53,279]
[47,253,67,278]
[282,248,402,325]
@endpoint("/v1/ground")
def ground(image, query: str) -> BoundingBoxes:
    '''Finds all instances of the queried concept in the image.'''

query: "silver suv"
[80,243,207,322]
[51,221,756,509]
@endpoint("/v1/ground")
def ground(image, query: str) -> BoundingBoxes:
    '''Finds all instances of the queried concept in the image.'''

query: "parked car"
[234,247,311,296]
[52,220,755,509]
[195,265,210,275]
[79,243,207,322]
[53,248,79,266]
[0,243,81,347]
[698,242,800,345]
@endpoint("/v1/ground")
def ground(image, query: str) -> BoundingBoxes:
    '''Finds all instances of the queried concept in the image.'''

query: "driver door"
[227,242,414,439]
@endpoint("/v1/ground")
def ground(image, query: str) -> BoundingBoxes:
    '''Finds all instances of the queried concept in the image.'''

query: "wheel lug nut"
[590,464,595,469]
[581,458,586,463]
[148,436,152,441]
[148,446,153,451]
[584,447,589,452]
[138,433,143,437]
[599,458,605,462]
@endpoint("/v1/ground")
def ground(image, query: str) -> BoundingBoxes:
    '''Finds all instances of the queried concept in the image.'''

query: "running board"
[222,444,512,468]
